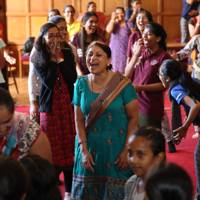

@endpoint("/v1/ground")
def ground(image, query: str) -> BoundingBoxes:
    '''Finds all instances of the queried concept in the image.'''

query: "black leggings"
[55,165,73,193]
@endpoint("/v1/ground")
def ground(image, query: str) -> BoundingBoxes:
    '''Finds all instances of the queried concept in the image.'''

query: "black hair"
[48,15,65,24]
[145,22,167,51]
[63,4,75,13]
[79,11,100,71]
[20,154,62,200]
[87,41,111,58]
[133,126,166,156]
[87,41,112,69]
[0,156,29,200]
[82,11,98,25]
[48,9,61,18]
[145,163,193,200]
[23,36,35,54]
[131,0,142,3]
[160,59,200,101]
[31,22,58,68]
[115,6,125,14]
[135,9,153,33]
[160,59,182,81]
[136,9,153,23]
[87,1,96,10]
[0,88,15,113]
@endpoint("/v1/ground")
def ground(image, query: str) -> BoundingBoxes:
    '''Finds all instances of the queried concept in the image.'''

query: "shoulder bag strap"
[85,73,130,130]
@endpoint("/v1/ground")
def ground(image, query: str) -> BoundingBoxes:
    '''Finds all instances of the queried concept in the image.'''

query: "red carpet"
[164,93,196,190]
[16,102,197,192]
[16,105,29,114]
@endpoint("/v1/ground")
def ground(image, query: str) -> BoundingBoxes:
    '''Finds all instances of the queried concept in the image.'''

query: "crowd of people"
[0,0,200,200]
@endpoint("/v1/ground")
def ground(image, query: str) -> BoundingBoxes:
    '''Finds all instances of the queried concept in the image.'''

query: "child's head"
[159,59,182,88]
[145,163,193,200]
[127,126,166,179]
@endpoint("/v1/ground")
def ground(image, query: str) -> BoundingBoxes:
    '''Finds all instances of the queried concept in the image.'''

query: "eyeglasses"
[45,33,61,39]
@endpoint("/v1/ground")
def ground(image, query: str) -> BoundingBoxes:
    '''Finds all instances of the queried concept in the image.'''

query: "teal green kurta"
[71,76,137,200]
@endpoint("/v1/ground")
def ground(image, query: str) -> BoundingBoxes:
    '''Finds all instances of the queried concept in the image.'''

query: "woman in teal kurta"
[71,42,138,200]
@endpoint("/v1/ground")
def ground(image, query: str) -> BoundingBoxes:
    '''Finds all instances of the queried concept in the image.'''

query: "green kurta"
[71,76,137,200]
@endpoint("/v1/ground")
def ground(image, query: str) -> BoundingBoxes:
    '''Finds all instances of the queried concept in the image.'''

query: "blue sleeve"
[121,82,137,105]
[170,84,188,104]
[125,8,132,20]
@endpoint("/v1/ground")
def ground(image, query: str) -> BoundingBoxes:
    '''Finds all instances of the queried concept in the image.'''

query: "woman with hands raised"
[125,22,170,129]
[106,7,132,74]
[31,22,77,200]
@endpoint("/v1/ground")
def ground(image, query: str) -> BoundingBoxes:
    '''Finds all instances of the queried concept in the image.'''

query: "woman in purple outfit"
[106,7,132,74]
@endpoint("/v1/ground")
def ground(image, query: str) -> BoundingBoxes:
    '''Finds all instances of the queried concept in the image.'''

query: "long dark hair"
[160,59,200,100]
[80,11,99,49]
[145,22,167,51]
[31,22,58,68]
[135,9,153,33]
[80,12,99,68]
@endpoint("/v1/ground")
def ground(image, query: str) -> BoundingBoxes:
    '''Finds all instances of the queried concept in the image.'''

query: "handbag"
[85,72,130,130]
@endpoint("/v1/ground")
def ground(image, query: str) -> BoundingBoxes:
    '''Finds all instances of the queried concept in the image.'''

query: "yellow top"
[67,20,81,41]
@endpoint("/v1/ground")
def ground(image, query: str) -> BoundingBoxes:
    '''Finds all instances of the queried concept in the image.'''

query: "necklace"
[89,72,110,93]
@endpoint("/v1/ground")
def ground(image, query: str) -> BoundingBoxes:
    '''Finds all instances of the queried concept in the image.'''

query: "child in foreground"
[124,126,166,200]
